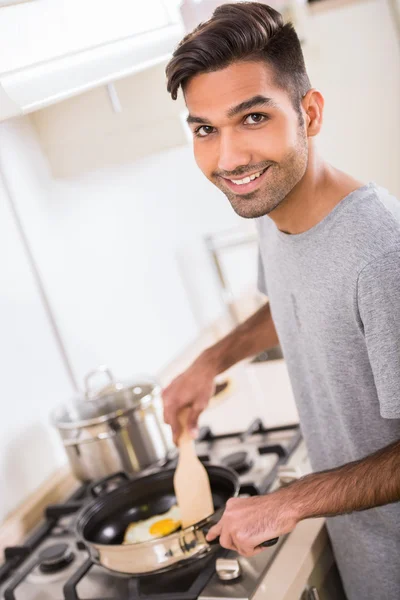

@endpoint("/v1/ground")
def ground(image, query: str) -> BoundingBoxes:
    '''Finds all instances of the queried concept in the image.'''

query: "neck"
[268,143,363,235]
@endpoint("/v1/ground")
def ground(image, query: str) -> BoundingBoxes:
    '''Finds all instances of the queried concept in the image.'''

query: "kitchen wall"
[306,0,400,193]
[0,164,73,522]
[0,0,399,523]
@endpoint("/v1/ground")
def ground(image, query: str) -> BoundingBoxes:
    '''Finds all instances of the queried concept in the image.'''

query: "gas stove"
[0,419,309,600]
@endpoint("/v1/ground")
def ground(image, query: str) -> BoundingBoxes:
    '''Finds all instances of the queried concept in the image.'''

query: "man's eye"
[244,113,267,125]
[194,125,215,138]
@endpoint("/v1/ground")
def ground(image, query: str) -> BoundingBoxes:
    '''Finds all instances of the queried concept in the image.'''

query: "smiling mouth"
[220,166,270,195]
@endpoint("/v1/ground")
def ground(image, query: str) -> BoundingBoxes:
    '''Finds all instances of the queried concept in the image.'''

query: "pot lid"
[52,366,161,428]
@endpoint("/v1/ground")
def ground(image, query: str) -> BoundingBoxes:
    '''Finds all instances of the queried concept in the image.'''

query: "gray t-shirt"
[256,182,400,600]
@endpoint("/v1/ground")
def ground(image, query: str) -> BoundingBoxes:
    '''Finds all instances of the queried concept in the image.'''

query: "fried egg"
[123,505,181,544]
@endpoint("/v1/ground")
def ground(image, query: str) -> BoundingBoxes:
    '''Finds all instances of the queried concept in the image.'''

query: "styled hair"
[166,2,311,111]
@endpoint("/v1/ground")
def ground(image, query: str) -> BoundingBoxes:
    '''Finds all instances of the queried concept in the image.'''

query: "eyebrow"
[186,94,277,125]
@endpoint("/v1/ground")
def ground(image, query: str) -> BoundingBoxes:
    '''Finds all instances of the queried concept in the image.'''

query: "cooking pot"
[75,467,279,575]
[51,366,174,481]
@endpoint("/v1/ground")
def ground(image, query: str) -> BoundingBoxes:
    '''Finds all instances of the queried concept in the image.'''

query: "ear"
[301,89,324,137]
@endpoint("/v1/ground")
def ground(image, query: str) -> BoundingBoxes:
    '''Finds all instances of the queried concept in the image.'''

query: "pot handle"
[84,365,117,400]
[89,471,129,498]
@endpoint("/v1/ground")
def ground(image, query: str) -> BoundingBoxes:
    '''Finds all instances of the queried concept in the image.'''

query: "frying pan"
[75,466,278,575]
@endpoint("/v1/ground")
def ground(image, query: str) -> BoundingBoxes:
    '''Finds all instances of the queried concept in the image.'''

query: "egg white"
[123,505,181,544]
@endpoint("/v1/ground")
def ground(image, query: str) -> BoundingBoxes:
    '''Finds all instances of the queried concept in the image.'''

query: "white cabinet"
[0,0,183,121]
[0,0,172,73]
[299,542,346,600]
[30,61,187,177]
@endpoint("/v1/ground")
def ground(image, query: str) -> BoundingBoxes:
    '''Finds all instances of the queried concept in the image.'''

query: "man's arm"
[206,440,400,556]
[287,438,400,519]
[202,301,279,374]
[163,301,279,442]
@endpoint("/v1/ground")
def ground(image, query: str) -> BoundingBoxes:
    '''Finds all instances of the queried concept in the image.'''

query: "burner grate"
[62,551,229,600]
[63,558,94,600]
[198,418,300,443]
[0,547,31,585]
[46,501,85,520]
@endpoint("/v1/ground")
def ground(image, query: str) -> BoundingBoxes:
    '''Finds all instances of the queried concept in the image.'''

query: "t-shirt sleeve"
[357,250,400,418]
[257,249,268,296]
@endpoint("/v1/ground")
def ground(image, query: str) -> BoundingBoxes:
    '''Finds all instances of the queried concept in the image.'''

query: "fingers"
[219,530,237,552]
[233,531,259,557]
[206,498,271,557]
[163,406,181,446]
[205,521,221,542]
[187,404,202,438]
[206,520,238,552]
[161,362,216,445]
[170,416,181,446]
[162,392,202,444]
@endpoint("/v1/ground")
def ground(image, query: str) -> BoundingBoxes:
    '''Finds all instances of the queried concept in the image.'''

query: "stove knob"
[216,557,241,581]
[277,466,302,485]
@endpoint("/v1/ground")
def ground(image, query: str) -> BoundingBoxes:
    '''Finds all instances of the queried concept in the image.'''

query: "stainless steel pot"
[51,366,174,481]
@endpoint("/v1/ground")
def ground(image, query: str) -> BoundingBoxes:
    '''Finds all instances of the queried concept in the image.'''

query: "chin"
[228,194,281,219]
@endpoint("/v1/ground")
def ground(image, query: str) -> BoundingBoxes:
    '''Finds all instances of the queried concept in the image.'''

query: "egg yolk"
[149,518,181,537]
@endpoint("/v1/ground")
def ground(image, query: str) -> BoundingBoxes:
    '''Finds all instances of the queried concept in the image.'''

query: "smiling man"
[162,3,400,599]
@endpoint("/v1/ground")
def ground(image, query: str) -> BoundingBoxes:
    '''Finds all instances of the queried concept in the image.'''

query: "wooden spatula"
[173,408,214,528]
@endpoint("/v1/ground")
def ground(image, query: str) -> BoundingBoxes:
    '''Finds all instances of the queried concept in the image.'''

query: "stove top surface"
[0,419,305,600]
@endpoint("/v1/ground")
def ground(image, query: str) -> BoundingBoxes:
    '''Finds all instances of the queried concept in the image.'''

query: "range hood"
[0,22,183,122]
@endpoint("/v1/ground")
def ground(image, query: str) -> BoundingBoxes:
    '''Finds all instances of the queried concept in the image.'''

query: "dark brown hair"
[166,2,311,111]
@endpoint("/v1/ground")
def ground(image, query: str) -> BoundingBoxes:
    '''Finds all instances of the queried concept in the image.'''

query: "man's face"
[185,61,309,218]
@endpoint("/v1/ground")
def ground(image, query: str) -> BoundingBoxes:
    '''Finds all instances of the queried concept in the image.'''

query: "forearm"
[285,440,400,520]
[199,302,279,375]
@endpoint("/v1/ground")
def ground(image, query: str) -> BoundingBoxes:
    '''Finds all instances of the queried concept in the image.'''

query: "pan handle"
[257,537,279,548]
[89,472,129,498]
[208,535,279,548]
[202,522,279,548]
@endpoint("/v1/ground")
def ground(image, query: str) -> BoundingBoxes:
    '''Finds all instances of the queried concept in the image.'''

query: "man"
[162,3,400,599]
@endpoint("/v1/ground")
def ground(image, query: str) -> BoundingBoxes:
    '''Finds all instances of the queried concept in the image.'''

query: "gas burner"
[38,543,75,573]
[0,419,304,600]
[221,450,254,474]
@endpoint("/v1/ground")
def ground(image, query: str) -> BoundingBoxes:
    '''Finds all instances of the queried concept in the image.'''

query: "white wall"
[0,118,244,384]
[0,0,399,523]
[304,0,400,194]
[0,160,73,522]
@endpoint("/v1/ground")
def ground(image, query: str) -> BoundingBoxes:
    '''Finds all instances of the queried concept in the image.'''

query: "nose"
[217,131,252,174]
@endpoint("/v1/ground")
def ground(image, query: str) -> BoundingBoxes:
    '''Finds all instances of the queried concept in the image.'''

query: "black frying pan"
[75,466,278,575]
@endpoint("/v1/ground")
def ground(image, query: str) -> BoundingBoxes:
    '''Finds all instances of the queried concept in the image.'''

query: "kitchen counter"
[158,293,299,433]
[256,518,328,600]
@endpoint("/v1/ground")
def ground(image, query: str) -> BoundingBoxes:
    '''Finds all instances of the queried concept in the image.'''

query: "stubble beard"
[217,132,309,219]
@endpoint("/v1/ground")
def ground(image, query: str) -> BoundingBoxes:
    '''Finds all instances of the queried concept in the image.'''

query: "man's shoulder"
[345,183,400,275]
[353,183,400,232]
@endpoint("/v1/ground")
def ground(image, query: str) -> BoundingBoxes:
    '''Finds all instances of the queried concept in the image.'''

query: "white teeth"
[229,169,265,185]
